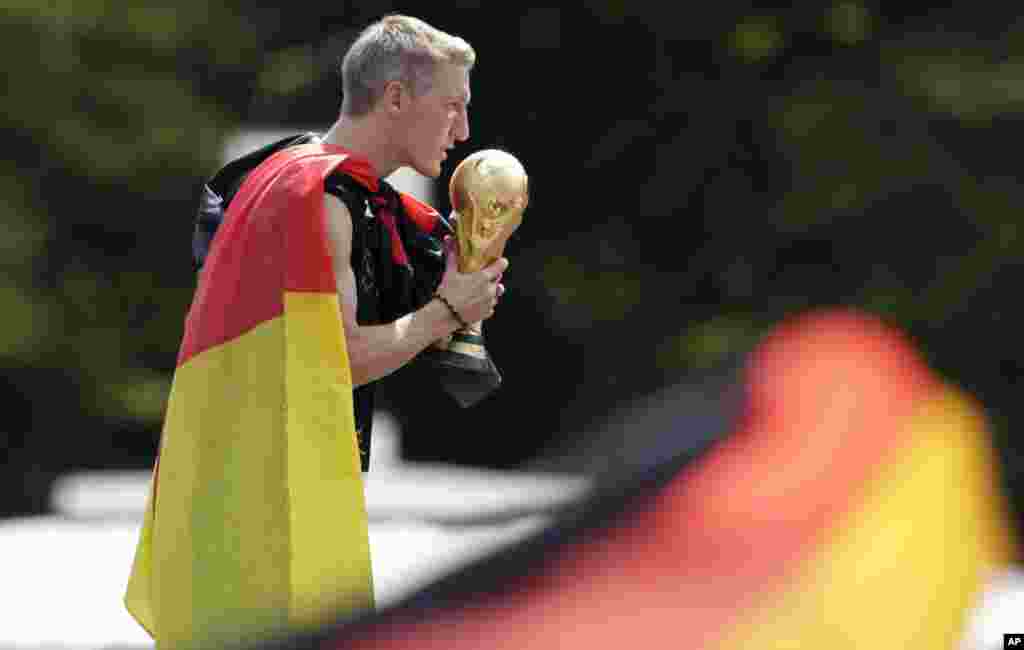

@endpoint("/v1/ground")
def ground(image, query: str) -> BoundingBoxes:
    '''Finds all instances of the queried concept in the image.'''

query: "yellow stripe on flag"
[126,297,372,648]
[284,291,373,623]
[718,386,1016,649]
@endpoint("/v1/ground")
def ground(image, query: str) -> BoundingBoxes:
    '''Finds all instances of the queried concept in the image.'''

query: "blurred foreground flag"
[125,144,374,649]
[316,308,1016,650]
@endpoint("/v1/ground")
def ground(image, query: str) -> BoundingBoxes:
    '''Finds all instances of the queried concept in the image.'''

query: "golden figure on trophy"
[432,149,529,407]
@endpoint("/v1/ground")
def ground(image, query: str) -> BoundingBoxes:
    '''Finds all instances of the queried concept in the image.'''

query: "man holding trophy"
[125,14,526,646]
[188,14,527,470]
[319,17,528,452]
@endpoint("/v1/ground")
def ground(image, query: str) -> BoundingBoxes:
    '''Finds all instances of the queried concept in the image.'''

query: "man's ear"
[381,80,406,114]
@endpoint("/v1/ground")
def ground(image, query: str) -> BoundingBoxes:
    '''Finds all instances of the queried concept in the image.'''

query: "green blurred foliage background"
[3,2,1024,518]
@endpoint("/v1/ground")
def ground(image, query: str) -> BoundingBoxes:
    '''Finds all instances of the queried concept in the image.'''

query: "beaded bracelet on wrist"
[434,292,469,329]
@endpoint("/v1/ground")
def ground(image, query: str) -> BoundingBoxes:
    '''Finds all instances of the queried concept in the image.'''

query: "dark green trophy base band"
[452,332,485,346]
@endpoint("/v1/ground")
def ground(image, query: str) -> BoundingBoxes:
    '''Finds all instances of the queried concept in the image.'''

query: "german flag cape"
[125,143,374,648]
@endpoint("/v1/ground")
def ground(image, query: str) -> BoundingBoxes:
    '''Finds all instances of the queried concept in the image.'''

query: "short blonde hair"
[340,15,476,117]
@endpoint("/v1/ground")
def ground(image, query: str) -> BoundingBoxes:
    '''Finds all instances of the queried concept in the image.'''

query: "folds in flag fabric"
[296,308,1017,650]
[125,143,374,648]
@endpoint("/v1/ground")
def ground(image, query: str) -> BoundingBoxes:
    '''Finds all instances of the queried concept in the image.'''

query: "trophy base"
[426,346,503,408]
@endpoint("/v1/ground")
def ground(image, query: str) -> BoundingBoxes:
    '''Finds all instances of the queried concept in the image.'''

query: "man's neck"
[321,115,403,179]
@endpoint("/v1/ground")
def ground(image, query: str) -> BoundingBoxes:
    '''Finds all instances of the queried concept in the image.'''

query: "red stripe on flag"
[178,144,360,365]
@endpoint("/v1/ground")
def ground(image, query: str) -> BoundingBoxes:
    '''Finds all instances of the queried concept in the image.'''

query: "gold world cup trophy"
[432,149,529,407]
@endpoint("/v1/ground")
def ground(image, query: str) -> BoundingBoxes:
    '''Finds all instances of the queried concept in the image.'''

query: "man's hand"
[324,194,489,386]
[435,236,508,325]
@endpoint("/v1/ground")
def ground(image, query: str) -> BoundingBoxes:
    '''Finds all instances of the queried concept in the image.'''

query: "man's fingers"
[483,257,509,281]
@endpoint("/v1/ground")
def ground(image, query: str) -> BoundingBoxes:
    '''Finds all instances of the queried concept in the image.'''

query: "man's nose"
[454,111,470,142]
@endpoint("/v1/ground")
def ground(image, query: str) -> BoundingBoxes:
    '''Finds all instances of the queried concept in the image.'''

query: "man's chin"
[413,162,443,179]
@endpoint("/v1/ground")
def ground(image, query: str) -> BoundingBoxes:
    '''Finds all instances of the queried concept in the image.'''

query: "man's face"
[400,63,471,178]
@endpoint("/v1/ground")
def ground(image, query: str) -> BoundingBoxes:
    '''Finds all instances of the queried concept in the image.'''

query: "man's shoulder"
[194,133,316,270]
